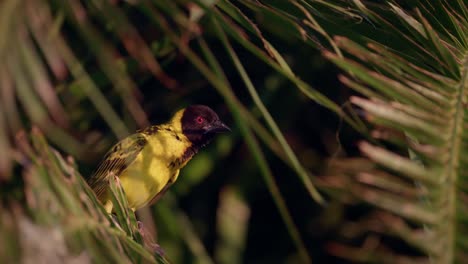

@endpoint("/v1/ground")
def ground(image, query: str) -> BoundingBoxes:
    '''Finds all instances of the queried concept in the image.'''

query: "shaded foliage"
[1,0,467,263]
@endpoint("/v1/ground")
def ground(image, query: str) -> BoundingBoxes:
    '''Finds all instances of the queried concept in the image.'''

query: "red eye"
[196,116,204,124]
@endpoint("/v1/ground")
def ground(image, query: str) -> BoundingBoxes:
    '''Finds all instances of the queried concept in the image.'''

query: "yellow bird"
[88,105,230,213]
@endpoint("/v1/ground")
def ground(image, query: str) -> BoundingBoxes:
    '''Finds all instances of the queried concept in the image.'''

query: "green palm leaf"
[319,1,468,262]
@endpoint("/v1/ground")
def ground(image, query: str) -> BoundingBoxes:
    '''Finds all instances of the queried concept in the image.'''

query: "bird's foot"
[137,221,165,257]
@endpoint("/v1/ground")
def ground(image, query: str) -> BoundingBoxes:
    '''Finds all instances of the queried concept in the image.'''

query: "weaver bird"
[88,105,230,213]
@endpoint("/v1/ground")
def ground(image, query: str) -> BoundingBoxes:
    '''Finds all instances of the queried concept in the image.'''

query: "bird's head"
[180,105,230,147]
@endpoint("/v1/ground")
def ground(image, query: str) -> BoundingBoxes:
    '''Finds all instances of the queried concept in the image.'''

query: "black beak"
[205,120,231,134]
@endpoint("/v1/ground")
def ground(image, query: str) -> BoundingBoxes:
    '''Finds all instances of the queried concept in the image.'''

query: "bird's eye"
[196,116,204,124]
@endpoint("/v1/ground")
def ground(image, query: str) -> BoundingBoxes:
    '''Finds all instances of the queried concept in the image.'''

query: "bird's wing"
[88,133,148,201]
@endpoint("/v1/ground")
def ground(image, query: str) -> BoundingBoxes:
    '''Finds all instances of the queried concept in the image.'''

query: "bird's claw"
[137,221,165,257]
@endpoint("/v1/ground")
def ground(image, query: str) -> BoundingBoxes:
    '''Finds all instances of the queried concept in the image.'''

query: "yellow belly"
[118,131,190,210]
[119,156,177,209]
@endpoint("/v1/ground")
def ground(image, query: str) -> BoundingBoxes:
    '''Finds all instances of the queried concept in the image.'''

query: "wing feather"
[88,133,148,201]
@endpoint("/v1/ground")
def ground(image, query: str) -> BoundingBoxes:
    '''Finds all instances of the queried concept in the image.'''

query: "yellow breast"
[119,122,192,210]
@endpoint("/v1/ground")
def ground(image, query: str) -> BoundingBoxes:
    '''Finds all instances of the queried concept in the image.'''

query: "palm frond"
[0,129,167,263]
[319,1,468,262]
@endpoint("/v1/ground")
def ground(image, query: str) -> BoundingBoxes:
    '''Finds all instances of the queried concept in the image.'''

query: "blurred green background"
[1,1,467,263]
